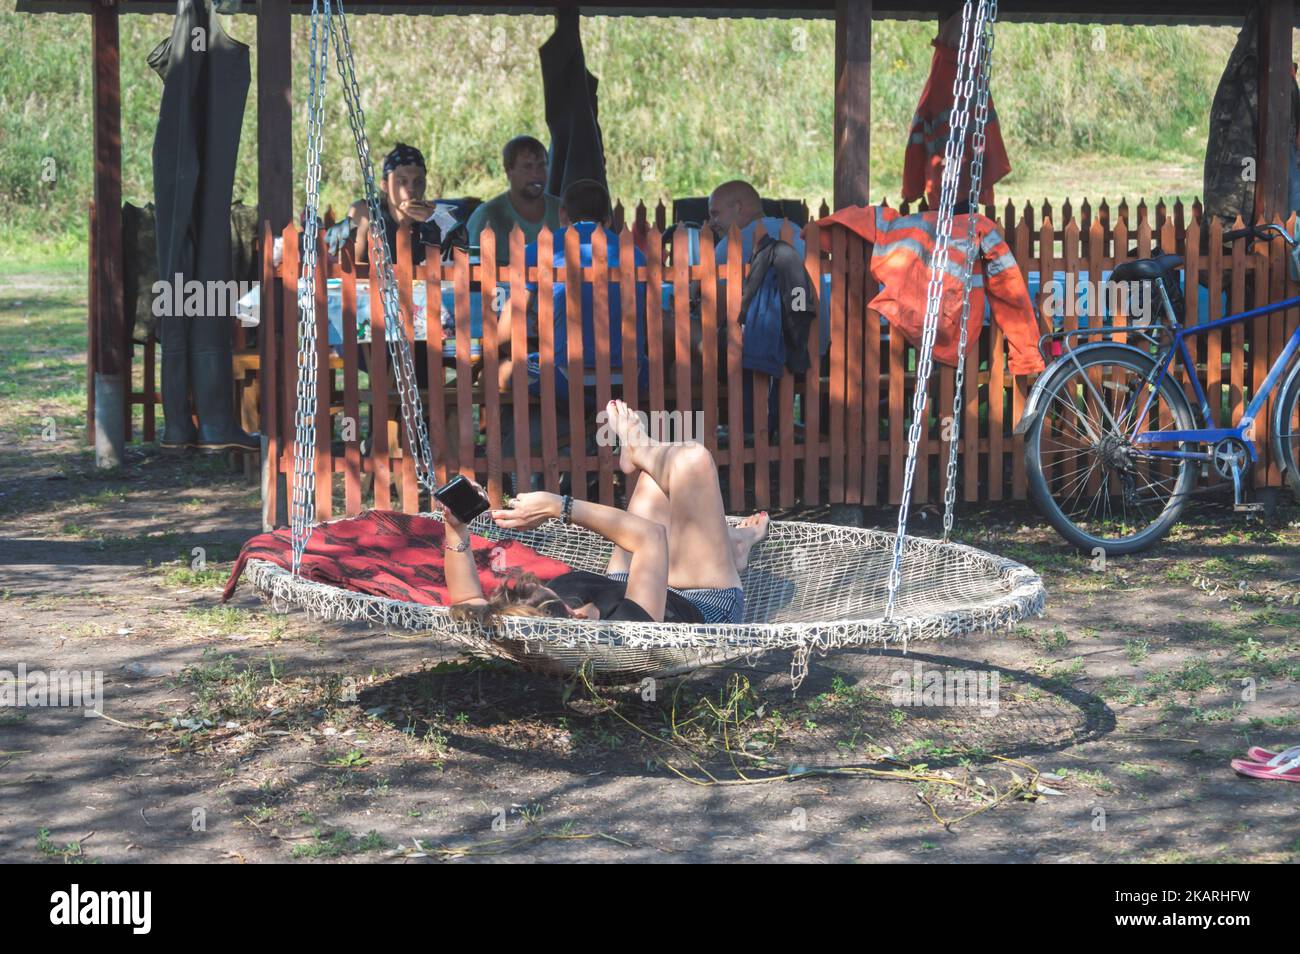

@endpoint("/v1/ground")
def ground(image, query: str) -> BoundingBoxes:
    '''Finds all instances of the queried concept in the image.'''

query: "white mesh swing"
[238,0,1044,686]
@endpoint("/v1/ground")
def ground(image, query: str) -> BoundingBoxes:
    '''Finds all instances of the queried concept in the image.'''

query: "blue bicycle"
[1020,223,1300,553]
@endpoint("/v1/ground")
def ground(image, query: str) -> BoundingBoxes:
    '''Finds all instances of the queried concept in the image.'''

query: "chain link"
[942,0,998,542]
[885,0,994,619]
[291,0,441,577]
[290,0,332,575]
[328,6,437,497]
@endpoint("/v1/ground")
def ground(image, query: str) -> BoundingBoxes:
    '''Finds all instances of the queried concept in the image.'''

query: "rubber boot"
[190,314,259,453]
[159,314,197,450]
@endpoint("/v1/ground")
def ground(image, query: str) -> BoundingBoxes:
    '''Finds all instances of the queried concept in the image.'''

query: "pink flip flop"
[1244,744,1300,765]
[1232,749,1300,782]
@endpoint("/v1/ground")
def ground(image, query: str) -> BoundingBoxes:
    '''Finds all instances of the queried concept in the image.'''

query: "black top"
[547,571,704,624]
[380,203,441,267]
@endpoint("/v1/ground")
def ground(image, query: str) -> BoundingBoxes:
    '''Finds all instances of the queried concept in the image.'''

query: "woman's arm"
[492,492,669,620]
[441,480,489,606]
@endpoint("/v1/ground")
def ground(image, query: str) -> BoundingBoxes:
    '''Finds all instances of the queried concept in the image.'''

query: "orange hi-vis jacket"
[903,39,1011,208]
[813,205,1045,376]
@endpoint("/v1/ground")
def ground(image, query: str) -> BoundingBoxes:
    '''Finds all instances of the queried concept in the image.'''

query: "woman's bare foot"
[729,511,770,572]
[606,399,650,476]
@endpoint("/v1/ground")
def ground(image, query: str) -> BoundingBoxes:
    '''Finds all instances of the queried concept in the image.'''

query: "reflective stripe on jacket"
[813,205,1045,376]
[903,39,1011,209]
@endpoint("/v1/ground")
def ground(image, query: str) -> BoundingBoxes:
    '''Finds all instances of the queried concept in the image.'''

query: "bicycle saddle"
[1111,254,1183,284]
[1110,253,1186,323]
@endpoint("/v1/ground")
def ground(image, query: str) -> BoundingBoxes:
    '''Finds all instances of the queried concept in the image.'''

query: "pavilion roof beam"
[14,0,1290,26]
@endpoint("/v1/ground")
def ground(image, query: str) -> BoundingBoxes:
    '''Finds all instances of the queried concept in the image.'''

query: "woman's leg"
[605,470,768,576]
[604,470,672,575]
[607,400,740,590]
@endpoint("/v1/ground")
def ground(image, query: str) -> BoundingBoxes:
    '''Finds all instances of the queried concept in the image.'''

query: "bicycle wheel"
[1026,345,1197,554]
[1275,366,1300,499]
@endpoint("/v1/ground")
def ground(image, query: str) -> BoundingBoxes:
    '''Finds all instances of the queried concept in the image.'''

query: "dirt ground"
[3,272,1299,863]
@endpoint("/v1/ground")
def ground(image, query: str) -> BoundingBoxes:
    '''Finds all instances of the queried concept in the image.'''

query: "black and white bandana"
[382,143,426,177]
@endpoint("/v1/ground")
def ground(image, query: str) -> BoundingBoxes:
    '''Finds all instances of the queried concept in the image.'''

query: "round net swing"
[239,0,1044,687]
[244,512,1045,683]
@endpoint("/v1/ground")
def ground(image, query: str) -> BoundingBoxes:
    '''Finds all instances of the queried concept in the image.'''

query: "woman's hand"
[439,478,488,533]
[491,492,561,531]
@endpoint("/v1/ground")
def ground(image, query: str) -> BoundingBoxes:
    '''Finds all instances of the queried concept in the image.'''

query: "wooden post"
[257,0,293,234]
[1255,0,1294,223]
[833,0,871,211]
[258,0,292,529]
[92,0,125,468]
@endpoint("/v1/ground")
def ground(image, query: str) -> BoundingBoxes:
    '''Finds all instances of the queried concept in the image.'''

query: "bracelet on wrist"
[446,532,471,552]
[561,494,574,524]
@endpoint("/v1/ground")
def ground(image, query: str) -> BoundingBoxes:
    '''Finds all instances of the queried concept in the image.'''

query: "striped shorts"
[606,571,745,625]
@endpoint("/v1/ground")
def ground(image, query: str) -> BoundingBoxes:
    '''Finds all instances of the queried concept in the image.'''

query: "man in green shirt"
[466,135,562,264]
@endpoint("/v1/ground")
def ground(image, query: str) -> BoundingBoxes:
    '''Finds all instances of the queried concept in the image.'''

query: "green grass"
[35,827,96,864]
[290,828,388,859]
[0,5,1239,259]
[0,264,86,444]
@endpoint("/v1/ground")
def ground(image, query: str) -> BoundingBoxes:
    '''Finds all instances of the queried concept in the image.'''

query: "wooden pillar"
[1255,0,1294,223]
[92,0,126,467]
[833,0,872,210]
[257,0,293,232]
[258,0,293,530]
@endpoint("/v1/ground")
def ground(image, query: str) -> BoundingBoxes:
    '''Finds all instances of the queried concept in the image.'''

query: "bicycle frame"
[1125,294,1300,463]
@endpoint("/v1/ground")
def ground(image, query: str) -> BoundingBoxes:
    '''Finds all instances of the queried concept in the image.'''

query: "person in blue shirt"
[707,179,806,264]
[512,178,649,406]
[496,179,648,492]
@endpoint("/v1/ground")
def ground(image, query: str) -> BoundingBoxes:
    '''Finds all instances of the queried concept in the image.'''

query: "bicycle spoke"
[1033,354,1191,546]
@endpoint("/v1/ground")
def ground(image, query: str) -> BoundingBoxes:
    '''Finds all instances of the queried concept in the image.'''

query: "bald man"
[707,179,805,264]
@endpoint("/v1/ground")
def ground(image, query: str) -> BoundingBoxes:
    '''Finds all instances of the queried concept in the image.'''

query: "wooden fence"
[108,195,1300,519]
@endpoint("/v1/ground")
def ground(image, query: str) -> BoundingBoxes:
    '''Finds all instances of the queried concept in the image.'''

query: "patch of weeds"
[291,828,388,859]
[898,738,965,761]
[1042,659,1085,692]
[1117,762,1155,780]
[328,749,370,769]
[1124,638,1150,663]
[159,562,228,588]
[183,606,253,636]
[1167,659,1217,693]
[177,649,277,722]
[1191,703,1241,723]
[1054,767,1113,793]
[35,828,96,864]
[1247,714,1300,730]
[1039,627,1069,652]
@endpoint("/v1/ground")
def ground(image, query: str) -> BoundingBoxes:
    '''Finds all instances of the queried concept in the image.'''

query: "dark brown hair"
[448,570,573,628]
[502,135,547,172]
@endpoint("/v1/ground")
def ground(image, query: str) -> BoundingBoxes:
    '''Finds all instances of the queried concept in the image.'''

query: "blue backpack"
[739,234,816,377]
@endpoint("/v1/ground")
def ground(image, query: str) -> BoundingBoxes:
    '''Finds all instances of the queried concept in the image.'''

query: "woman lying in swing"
[444,400,768,626]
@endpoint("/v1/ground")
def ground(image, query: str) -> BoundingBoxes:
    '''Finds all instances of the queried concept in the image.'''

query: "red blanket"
[222,510,573,606]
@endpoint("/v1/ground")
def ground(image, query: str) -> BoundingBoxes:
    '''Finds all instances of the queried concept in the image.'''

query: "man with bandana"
[333,142,444,266]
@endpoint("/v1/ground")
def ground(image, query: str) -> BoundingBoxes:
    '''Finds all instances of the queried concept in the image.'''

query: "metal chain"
[290,0,442,579]
[290,0,332,575]
[884,0,991,619]
[941,0,998,542]
[328,4,437,496]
